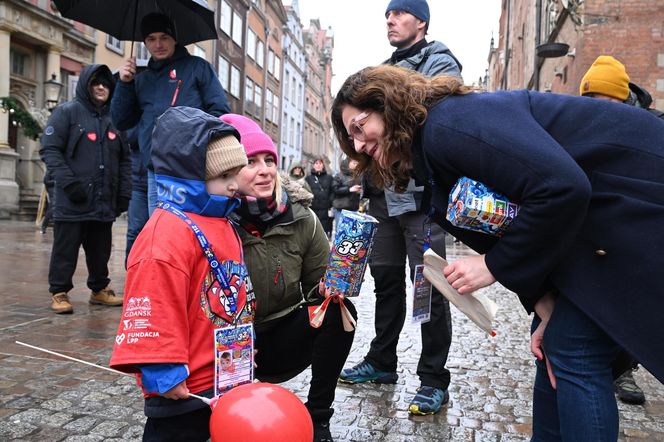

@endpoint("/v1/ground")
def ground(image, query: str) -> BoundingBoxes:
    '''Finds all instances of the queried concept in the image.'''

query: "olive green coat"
[236,182,329,332]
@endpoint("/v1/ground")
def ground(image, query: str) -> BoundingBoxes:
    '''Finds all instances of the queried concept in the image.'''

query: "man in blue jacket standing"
[112,13,231,219]
[339,0,461,416]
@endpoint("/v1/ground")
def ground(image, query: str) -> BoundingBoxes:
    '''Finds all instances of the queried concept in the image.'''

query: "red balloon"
[209,382,313,442]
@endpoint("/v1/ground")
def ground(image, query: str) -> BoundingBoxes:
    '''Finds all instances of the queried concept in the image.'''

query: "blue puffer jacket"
[111,46,231,171]
[40,64,131,222]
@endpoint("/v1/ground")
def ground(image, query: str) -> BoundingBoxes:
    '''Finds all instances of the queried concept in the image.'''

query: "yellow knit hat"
[206,134,247,180]
[579,55,630,101]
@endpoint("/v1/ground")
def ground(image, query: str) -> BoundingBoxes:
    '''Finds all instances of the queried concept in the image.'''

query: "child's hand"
[162,380,189,400]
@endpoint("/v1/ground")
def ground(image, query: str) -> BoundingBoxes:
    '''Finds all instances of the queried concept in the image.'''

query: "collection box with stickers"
[446,177,519,237]
[324,210,378,297]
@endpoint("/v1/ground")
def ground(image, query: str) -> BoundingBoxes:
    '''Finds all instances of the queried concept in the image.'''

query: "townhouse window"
[232,11,243,46]
[247,29,256,60]
[220,1,232,36]
[265,89,273,122]
[268,50,275,75]
[230,66,241,98]
[106,35,124,54]
[255,85,262,119]
[256,41,264,68]
[218,56,230,91]
[274,56,281,80]
[245,78,254,114]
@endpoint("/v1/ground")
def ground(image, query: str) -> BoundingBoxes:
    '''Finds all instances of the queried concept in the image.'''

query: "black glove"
[115,197,130,216]
[63,181,88,204]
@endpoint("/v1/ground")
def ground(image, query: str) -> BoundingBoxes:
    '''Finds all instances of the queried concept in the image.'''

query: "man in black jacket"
[305,158,334,237]
[40,64,131,314]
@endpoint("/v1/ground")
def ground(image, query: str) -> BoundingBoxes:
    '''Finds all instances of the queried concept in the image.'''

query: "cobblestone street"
[0,220,662,441]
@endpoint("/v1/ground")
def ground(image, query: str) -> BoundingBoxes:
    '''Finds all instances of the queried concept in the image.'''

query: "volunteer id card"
[411,265,432,324]
[214,323,254,396]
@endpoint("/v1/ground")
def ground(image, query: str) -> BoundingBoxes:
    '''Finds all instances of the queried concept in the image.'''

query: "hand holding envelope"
[422,249,499,336]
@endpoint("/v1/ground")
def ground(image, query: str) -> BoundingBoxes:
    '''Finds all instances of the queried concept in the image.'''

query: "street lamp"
[44,73,63,111]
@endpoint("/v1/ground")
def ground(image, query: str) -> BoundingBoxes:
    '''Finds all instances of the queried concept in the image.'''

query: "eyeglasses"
[347,112,372,143]
[90,80,110,89]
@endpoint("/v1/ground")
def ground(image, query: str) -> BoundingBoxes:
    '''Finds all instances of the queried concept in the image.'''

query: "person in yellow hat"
[579,55,631,102]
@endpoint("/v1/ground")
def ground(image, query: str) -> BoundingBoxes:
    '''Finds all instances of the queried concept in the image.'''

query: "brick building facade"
[489,0,664,110]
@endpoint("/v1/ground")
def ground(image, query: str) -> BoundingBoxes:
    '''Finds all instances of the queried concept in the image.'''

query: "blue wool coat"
[412,90,664,383]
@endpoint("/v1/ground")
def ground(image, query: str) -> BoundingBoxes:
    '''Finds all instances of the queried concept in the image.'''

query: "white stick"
[14,341,211,405]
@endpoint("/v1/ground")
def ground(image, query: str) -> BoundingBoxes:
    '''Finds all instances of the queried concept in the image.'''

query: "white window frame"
[268,49,275,75]
[254,85,262,119]
[273,96,280,124]
[220,1,232,36]
[256,40,264,68]
[247,29,256,60]
[273,56,281,80]
[265,89,273,122]
[245,78,254,115]
[230,65,241,98]
[218,56,230,91]
[232,11,243,46]
[105,35,124,55]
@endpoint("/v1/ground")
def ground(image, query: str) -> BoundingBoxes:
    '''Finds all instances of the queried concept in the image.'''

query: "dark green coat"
[236,186,329,331]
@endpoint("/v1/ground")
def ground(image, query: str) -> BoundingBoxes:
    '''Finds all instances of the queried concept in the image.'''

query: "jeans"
[531,296,620,442]
[125,185,149,264]
[147,170,158,215]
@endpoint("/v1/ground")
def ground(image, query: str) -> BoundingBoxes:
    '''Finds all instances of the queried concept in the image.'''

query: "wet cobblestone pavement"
[0,220,662,441]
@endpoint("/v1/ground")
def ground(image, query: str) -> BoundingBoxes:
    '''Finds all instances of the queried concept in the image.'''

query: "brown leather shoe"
[51,292,73,314]
[89,287,123,306]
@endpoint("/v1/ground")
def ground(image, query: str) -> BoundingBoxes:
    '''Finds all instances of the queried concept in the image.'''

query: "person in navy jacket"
[331,65,664,441]
[40,64,131,314]
[111,13,231,216]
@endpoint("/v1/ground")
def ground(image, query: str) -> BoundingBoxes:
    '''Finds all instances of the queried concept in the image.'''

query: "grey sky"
[284,0,502,94]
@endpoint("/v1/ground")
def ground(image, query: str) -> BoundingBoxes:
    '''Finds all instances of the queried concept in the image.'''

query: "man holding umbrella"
[112,12,231,220]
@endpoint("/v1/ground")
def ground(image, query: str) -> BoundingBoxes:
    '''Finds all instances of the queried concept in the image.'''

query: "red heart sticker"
[169,69,177,80]
[87,132,97,142]
[108,131,116,140]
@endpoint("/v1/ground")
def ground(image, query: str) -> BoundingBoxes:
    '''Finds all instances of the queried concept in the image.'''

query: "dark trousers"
[143,406,211,442]
[365,197,452,390]
[255,299,357,423]
[126,185,149,265]
[48,221,113,294]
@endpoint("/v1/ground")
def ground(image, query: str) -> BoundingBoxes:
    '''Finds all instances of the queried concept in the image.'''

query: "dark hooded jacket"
[305,164,334,213]
[151,106,241,218]
[111,45,231,171]
[332,159,361,211]
[40,64,131,222]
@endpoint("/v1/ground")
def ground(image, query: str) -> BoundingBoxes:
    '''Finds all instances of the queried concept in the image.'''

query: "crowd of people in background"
[36,0,664,441]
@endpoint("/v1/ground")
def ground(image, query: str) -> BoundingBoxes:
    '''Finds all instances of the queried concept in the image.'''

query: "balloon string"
[15,341,210,405]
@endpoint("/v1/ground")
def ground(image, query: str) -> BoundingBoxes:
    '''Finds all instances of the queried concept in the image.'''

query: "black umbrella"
[53,0,218,47]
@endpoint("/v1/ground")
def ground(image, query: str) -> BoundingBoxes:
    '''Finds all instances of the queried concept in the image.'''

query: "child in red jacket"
[110,107,254,441]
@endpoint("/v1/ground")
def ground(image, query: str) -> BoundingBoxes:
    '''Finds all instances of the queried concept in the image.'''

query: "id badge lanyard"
[158,201,244,317]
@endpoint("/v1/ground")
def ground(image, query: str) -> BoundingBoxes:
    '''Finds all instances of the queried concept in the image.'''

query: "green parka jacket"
[235,179,329,332]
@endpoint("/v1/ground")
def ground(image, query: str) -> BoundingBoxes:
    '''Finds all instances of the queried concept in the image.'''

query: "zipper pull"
[171,79,182,106]
[273,260,282,285]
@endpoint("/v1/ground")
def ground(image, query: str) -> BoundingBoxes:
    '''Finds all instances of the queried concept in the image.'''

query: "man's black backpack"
[626,82,664,119]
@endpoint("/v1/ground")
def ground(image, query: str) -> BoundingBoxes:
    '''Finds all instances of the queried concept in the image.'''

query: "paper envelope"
[422,249,499,336]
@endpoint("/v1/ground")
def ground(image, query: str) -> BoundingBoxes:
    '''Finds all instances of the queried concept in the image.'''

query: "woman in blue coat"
[331,65,664,441]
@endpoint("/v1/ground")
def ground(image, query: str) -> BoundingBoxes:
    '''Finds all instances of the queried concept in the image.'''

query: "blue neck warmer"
[156,174,239,218]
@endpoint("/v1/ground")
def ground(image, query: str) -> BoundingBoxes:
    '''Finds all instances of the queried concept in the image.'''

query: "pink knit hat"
[220,114,278,166]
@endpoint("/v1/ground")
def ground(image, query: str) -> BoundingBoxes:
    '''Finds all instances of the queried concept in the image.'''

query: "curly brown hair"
[331,65,472,191]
